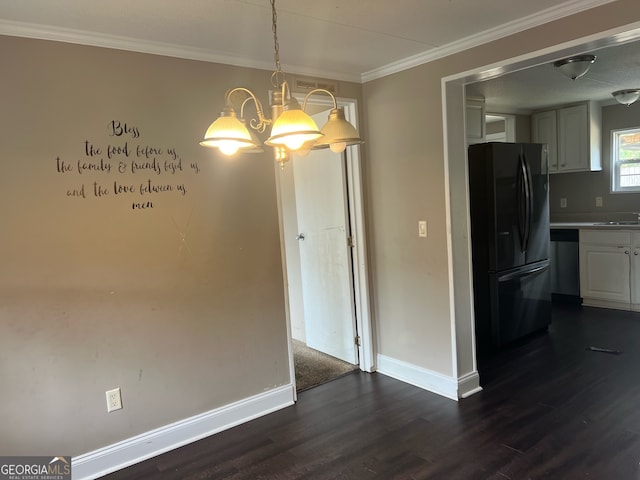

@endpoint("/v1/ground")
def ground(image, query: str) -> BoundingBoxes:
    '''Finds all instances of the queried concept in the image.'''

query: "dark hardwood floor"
[104,304,640,479]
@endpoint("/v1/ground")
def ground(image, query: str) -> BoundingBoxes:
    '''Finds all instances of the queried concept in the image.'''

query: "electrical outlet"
[560,198,567,208]
[595,196,603,207]
[106,388,122,412]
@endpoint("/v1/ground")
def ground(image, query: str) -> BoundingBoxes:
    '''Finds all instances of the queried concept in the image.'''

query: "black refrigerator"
[468,142,551,355]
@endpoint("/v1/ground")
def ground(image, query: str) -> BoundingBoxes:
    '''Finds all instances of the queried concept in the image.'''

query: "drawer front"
[580,229,631,246]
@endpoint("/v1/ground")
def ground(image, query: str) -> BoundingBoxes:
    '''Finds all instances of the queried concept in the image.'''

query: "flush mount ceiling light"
[612,89,640,106]
[200,0,363,168]
[553,54,597,80]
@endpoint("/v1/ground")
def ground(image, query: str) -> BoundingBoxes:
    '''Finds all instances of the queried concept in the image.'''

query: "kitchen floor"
[104,303,640,479]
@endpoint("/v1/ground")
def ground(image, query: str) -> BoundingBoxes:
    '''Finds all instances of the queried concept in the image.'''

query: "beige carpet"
[293,340,358,392]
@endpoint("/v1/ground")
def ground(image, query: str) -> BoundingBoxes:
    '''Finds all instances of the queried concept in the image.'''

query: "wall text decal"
[54,120,200,211]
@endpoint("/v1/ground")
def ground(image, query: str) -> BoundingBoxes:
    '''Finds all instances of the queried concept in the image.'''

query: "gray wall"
[0,35,362,456]
[550,101,640,222]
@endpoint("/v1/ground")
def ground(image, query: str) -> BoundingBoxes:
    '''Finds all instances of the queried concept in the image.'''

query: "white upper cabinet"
[532,101,601,173]
[466,97,485,145]
[531,110,558,170]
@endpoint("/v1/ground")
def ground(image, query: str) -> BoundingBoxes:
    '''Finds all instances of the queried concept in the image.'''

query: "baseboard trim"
[581,298,634,311]
[72,384,295,480]
[458,370,482,398]
[376,354,458,401]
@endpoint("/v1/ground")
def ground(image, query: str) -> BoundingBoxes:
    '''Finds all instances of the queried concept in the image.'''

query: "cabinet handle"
[625,250,630,254]
[635,251,639,256]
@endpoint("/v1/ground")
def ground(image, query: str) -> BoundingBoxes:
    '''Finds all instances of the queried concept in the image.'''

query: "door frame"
[274,95,374,397]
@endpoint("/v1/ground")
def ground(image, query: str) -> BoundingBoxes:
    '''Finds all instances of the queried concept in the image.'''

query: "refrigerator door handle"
[519,152,533,252]
[498,263,549,282]
[516,154,529,252]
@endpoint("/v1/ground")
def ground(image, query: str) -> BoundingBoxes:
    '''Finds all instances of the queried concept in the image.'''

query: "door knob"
[296,233,305,241]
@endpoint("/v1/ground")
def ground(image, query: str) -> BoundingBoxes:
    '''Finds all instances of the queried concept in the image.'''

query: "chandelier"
[200,0,363,168]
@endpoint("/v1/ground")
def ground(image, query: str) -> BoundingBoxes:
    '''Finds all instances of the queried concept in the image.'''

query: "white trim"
[582,298,634,311]
[376,354,459,401]
[458,372,483,398]
[341,100,375,373]
[361,0,617,82]
[0,19,362,84]
[281,96,375,374]
[611,126,640,194]
[442,83,461,394]
[442,82,482,402]
[441,23,640,87]
[273,164,299,401]
[72,385,295,480]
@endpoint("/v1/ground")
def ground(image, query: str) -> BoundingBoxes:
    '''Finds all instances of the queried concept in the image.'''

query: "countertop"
[551,222,640,229]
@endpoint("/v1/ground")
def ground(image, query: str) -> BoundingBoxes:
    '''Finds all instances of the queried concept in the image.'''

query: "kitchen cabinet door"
[531,101,601,174]
[579,243,630,303]
[532,110,558,172]
[558,104,590,172]
[466,97,485,145]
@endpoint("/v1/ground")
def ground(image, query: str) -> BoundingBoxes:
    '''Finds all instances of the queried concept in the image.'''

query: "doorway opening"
[292,339,358,392]
[276,97,373,394]
[443,22,640,396]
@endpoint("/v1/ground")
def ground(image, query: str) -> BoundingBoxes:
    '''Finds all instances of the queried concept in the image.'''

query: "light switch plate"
[595,196,603,207]
[418,220,427,238]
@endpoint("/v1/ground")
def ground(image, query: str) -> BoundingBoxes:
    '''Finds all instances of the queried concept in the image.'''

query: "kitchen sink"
[595,221,639,225]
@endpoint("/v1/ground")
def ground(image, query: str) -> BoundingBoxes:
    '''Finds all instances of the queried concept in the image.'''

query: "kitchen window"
[611,127,640,193]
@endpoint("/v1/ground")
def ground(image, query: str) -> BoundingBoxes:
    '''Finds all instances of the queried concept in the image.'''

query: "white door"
[293,147,358,364]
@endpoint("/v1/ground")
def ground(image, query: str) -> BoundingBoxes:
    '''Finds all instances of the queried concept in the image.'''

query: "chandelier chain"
[271,0,281,74]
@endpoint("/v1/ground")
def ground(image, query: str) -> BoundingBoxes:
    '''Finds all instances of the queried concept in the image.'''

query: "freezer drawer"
[474,260,552,352]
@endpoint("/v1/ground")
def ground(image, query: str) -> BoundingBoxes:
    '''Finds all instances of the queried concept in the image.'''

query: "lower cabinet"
[579,229,640,310]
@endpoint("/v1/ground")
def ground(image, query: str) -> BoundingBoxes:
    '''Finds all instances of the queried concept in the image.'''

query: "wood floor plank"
[103,304,640,479]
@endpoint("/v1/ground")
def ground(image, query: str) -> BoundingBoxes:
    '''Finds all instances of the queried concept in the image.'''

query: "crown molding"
[0,19,362,84]
[0,19,270,68]
[0,0,619,85]
[361,0,618,83]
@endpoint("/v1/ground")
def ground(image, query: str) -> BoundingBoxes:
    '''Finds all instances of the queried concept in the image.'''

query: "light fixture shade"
[312,107,364,152]
[553,55,596,80]
[612,89,640,106]
[265,97,323,151]
[200,106,256,155]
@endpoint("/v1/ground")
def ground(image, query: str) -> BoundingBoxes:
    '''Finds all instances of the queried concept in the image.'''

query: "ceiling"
[466,38,640,114]
[1,0,637,113]
[0,0,621,84]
